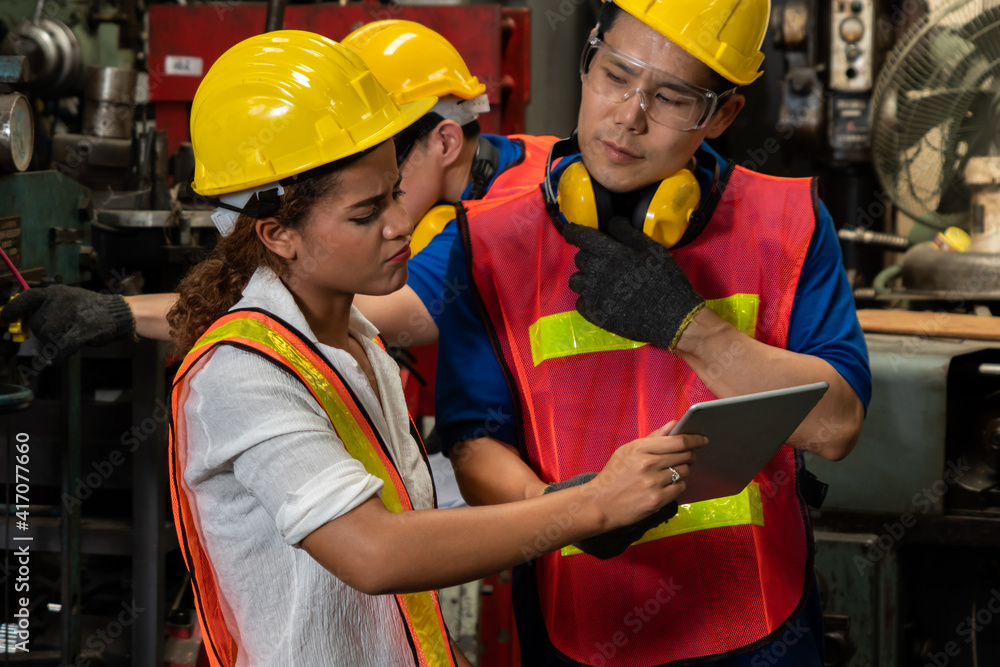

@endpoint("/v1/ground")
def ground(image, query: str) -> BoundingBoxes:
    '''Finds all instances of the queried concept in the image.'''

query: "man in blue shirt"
[431,1,870,666]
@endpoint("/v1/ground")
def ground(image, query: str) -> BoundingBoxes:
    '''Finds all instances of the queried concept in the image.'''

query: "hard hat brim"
[353,94,440,166]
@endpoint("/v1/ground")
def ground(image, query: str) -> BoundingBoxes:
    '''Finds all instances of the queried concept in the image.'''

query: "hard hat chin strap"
[206,141,385,236]
[208,183,285,236]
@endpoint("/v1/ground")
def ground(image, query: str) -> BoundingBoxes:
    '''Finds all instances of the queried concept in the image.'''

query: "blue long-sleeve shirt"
[406,133,525,313]
[426,141,871,452]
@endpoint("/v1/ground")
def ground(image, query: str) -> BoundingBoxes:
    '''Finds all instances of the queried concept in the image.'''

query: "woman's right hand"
[584,421,707,533]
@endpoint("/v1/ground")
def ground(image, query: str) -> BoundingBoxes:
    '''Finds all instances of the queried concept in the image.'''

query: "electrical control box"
[830,0,876,91]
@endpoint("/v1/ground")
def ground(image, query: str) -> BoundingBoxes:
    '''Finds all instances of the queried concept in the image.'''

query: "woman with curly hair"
[167,30,703,667]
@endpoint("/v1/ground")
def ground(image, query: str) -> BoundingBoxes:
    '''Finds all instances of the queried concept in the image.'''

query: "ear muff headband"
[543,135,580,215]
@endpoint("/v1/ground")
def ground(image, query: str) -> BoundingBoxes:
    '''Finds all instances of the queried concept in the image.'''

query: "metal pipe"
[265,0,288,32]
[872,264,902,296]
[838,227,911,251]
[82,66,138,139]
[132,341,168,667]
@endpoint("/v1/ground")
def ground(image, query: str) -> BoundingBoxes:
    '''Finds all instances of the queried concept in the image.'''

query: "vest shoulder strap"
[171,309,458,667]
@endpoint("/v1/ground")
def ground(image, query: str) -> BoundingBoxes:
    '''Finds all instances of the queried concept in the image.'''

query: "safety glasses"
[580,36,737,131]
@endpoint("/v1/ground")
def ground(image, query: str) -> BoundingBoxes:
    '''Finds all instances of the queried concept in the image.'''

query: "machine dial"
[840,17,865,43]
[0,94,34,173]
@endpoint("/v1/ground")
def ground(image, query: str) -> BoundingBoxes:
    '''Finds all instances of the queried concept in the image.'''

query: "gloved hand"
[562,215,705,350]
[544,472,679,560]
[0,285,136,364]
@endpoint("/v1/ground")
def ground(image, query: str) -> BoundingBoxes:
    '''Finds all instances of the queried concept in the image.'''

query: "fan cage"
[871,0,1000,230]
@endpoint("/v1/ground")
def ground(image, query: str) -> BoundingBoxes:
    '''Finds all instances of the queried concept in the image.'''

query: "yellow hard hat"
[611,0,769,86]
[934,227,971,252]
[342,20,486,105]
[191,30,436,197]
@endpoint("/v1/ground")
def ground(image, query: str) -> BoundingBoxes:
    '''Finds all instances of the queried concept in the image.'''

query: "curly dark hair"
[167,173,338,355]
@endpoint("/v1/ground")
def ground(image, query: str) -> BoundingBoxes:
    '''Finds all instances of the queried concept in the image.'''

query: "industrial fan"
[871,0,1000,238]
[866,0,1000,299]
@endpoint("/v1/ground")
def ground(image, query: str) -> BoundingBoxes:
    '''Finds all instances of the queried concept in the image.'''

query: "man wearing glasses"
[436,1,870,666]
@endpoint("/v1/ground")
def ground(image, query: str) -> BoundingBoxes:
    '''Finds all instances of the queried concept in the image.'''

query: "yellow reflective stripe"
[400,591,452,666]
[706,294,759,338]
[193,319,406,514]
[528,310,645,366]
[528,294,759,366]
[561,483,763,557]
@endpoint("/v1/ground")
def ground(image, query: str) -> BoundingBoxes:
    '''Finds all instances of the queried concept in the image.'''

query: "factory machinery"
[766,1,1000,665]
[0,0,999,665]
[0,1,529,664]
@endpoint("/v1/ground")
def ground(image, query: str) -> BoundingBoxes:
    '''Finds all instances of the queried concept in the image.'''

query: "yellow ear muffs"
[639,168,701,248]
[411,203,457,255]
[556,160,700,247]
[556,162,600,229]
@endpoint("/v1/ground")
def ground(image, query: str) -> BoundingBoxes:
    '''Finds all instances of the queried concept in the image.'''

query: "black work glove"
[0,285,136,364]
[562,215,705,350]
[544,472,679,560]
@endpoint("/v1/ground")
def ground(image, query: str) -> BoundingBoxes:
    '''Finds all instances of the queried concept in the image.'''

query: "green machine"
[0,55,92,290]
[0,170,92,288]
[0,0,137,290]
[0,8,146,664]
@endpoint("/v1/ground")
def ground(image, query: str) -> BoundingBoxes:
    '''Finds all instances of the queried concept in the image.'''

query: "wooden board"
[858,309,1000,341]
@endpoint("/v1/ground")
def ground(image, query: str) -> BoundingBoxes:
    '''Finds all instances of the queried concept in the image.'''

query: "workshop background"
[2,0,1000,665]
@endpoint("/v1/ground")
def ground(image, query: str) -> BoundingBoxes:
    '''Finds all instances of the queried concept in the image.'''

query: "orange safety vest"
[461,165,819,666]
[403,134,559,419]
[168,309,458,667]
[482,135,559,202]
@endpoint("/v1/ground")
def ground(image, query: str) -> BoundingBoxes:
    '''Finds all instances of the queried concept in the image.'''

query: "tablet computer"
[668,381,829,504]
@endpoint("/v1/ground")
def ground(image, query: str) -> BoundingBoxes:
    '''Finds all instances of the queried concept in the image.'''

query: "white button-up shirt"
[180,267,434,666]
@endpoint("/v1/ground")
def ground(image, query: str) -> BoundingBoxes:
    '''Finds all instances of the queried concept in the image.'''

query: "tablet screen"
[668,382,829,504]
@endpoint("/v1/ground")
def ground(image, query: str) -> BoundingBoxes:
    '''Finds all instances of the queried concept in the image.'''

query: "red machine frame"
[147,3,531,155]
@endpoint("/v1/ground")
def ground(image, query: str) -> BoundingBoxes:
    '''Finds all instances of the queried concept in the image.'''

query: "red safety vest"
[461,165,818,666]
[403,134,559,418]
[169,310,458,667]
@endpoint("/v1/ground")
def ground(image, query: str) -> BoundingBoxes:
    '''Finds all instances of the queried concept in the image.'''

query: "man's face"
[397,137,444,223]
[577,11,742,194]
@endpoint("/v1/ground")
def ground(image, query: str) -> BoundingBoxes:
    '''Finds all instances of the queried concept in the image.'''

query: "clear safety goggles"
[580,36,737,132]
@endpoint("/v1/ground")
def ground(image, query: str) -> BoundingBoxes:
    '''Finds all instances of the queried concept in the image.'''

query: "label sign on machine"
[829,95,872,152]
[165,56,204,77]
[0,216,22,270]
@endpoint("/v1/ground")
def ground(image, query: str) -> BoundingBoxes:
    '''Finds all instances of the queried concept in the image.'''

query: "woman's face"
[287,141,414,297]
